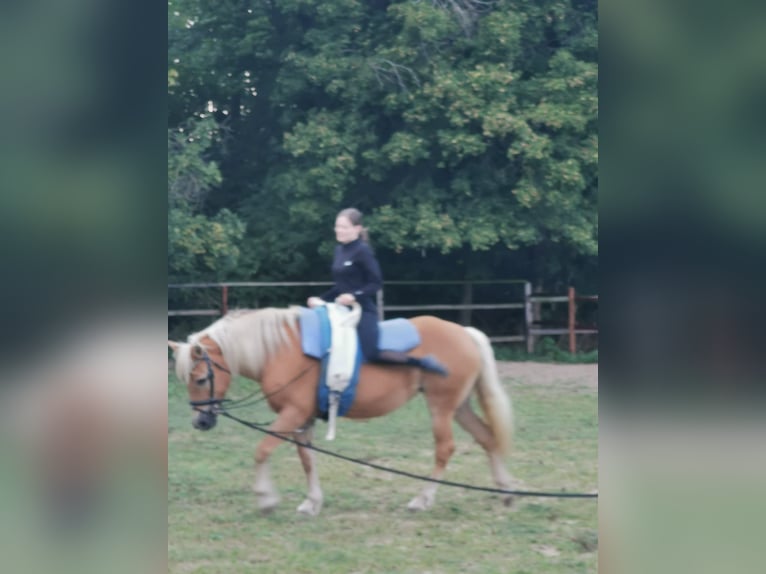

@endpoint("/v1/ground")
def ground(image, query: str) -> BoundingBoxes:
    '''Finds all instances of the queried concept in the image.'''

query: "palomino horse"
[168,306,514,516]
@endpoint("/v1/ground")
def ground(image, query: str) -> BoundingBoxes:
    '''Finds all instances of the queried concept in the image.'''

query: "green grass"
[169,369,597,573]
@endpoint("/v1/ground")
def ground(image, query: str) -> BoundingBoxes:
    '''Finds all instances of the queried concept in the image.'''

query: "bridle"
[188,351,231,430]
[186,347,318,432]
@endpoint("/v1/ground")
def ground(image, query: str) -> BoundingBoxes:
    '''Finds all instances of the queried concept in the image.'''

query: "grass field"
[168,362,598,573]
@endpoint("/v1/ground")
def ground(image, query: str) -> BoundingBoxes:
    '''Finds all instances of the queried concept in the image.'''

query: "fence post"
[377,289,384,321]
[524,281,534,353]
[568,286,576,354]
[222,285,228,316]
[460,281,473,326]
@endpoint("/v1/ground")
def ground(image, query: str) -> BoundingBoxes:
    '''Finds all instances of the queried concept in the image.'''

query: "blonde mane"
[174,307,301,382]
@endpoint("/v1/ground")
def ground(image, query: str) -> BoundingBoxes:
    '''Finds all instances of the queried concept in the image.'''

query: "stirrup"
[325,392,340,441]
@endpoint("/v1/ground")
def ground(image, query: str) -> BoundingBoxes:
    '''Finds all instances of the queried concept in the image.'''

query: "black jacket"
[320,239,382,311]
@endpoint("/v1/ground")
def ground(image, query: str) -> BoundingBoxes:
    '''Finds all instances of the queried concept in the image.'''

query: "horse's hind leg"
[455,401,515,506]
[408,412,456,511]
[294,424,323,516]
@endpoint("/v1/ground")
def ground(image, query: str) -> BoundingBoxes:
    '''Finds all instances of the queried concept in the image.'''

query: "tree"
[168,115,245,281]
[168,0,597,290]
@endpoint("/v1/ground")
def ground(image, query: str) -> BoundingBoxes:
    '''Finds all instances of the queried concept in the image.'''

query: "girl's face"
[334,215,361,244]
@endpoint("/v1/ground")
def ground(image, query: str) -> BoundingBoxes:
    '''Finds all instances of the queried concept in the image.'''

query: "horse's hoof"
[257,494,281,513]
[297,498,322,516]
[407,495,433,512]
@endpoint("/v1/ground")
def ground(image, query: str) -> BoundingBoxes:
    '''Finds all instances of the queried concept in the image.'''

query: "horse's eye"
[195,377,208,386]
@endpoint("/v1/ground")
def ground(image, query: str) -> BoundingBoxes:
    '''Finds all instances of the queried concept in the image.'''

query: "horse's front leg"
[252,437,282,513]
[252,409,306,513]
[294,423,323,516]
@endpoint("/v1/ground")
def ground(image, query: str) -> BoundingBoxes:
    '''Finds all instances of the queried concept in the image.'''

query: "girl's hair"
[337,207,369,242]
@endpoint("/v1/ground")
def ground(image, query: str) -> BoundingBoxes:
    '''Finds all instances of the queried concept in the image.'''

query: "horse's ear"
[191,344,204,359]
[168,340,180,353]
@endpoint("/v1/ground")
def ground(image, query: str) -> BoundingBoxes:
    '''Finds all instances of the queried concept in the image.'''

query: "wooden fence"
[527,287,599,353]
[168,280,597,354]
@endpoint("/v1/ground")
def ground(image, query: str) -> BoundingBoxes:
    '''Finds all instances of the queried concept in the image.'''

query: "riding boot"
[374,350,449,377]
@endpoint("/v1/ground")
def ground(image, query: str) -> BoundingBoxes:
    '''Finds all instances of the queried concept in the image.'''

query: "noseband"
[189,352,231,410]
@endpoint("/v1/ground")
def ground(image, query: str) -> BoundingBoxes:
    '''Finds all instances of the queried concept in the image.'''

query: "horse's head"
[168,338,233,431]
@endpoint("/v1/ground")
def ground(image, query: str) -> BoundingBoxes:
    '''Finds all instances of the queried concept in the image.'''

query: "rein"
[216,363,317,413]
[188,352,316,413]
[219,409,599,500]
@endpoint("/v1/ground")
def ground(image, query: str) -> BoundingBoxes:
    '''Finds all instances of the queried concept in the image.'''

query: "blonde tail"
[464,326,514,457]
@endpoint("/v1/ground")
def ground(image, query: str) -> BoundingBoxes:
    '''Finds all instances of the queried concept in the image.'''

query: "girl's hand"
[335,293,356,306]
[307,296,325,308]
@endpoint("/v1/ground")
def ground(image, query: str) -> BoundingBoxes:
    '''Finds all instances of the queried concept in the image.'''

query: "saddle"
[298,306,421,359]
[298,304,421,440]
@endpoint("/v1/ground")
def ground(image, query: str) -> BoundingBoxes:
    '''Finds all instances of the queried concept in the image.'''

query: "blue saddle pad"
[298,306,421,418]
[298,307,421,359]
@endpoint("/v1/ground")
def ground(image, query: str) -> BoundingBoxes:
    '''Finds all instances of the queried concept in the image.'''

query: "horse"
[167,305,515,516]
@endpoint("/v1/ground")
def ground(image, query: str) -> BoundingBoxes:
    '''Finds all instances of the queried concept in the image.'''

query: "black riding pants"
[356,308,380,361]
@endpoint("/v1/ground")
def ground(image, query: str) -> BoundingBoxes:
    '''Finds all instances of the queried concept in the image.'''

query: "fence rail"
[383,303,525,311]
[168,280,597,354]
[167,309,222,317]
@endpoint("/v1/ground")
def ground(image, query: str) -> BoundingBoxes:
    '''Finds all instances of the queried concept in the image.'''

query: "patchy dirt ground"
[496,361,598,390]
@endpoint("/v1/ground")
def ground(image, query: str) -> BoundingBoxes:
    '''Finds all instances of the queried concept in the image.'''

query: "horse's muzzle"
[192,410,217,431]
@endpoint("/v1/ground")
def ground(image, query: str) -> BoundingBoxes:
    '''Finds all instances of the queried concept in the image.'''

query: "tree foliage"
[168,0,597,289]
[167,114,245,281]
[168,207,245,280]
